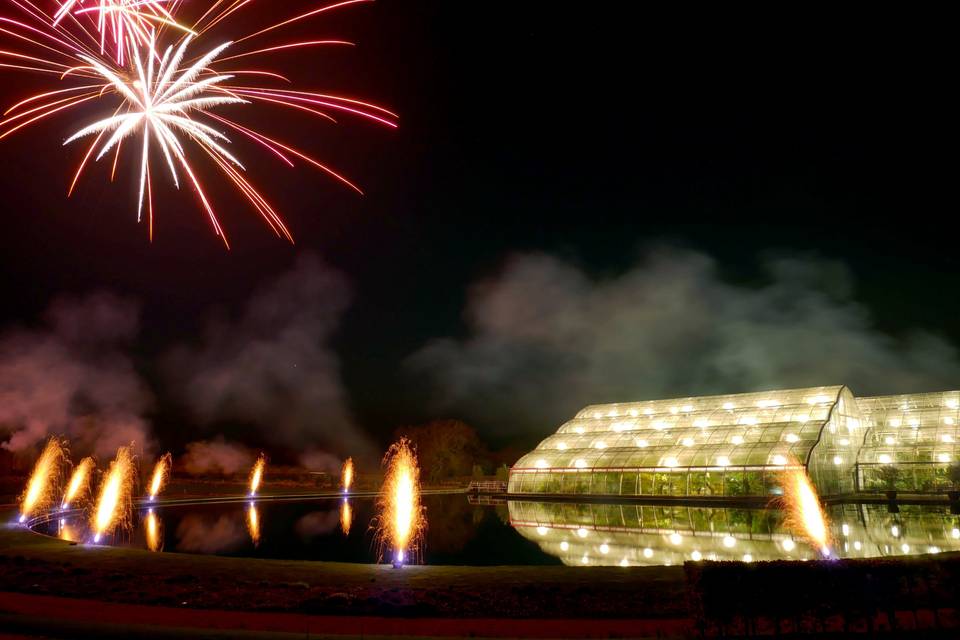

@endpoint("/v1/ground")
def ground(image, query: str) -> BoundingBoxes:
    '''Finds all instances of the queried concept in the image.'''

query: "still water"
[36,495,960,566]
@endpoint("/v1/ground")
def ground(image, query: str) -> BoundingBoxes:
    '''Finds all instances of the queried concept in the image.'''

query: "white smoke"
[408,247,960,435]
[0,292,153,456]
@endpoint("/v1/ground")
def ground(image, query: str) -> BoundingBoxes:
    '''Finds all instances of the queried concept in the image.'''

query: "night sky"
[0,2,955,458]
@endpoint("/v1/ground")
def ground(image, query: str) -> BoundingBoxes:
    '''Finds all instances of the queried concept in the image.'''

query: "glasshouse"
[508,386,960,499]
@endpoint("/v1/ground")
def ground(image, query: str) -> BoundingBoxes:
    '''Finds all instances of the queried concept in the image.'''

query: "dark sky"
[0,2,955,455]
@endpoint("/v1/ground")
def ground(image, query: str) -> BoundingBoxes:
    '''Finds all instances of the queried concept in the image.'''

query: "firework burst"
[374,438,425,567]
[18,437,67,523]
[0,0,396,246]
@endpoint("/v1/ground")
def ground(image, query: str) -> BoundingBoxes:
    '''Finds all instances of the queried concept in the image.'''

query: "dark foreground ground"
[1,503,959,639]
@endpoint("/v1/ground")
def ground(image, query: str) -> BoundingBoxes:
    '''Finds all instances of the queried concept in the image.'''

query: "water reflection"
[144,510,163,552]
[340,499,352,536]
[247,503,261,546]
[509,501,960,566]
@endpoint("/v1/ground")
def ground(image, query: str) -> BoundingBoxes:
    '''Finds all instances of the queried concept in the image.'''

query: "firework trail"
[374,438,425,567]
[147,452,172,500]
[62,455,95,509]
[91,444,137,543]
[0,0,396,246]
[54,0,189,64]
[777,464,832,557]
[18,437,67,523]
[248,452,265,496]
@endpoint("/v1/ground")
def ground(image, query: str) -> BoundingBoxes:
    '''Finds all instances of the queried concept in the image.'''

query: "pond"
[31,494,960,567]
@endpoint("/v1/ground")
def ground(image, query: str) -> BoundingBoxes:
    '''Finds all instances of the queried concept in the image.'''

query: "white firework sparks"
[65,36,252,238]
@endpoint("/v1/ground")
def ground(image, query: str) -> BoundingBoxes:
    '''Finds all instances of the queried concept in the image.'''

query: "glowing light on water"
[249,454,266,497]
[778,465,831,557]
[341,457,354,493]
[19,438,67,523]
[147,453,172,500]
[62,456,96,509]
[91,445,137,543]
[247,502,261,546]
[144,510,162,552]
[340,499,352,536]
[376,438,425,567]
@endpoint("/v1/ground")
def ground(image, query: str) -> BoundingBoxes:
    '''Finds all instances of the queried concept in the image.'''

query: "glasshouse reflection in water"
[508,501,960,566]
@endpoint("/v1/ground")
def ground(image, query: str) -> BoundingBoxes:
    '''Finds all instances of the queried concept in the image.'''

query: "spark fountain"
[91,445,137,544]
[147,453,172,501]
[778,465,833,558]
[375,438,425,568]
[249,454,266,497]
[62,456,95,509]
[341,457,354,493]
[18,437,67,524]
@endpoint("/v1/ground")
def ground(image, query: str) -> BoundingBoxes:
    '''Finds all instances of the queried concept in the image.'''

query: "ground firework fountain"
[18,437,67,524]
[147,453,172,501]
[778,464,832,557]
[249,454,266,497]
[91,445,137,544]
[376,438,425,568]
[62,456,96,510]
[341,457,354,493]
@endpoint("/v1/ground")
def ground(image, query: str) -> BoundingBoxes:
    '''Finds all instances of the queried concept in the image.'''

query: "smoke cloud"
[180,437,254,476]
[164,254,375,460]
[176,514,247,553]
[408,247,960,435]
[0,292,153,457]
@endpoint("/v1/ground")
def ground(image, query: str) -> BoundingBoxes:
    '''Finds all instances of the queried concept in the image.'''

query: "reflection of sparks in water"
[19,437,67,523]
[249,454,266,497]
[58,519,78,543]
[778,465,832,557]
[340,499,352,536]
[144,509,162,551]
[63,456,96,509]
[247,503,260,546]
[92,445,137,543]
[148,453,172,500]
[375,438,425,567]
[341,457,354,493]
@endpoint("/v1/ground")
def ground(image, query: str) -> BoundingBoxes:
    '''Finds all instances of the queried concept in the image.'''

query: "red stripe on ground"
[0,592,691,638]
